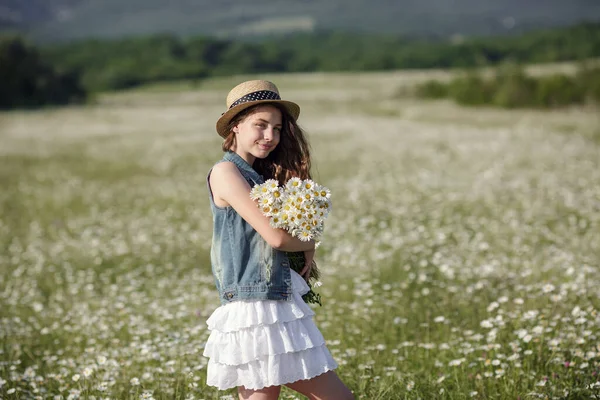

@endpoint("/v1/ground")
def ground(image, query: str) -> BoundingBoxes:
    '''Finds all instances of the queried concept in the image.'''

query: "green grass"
[1,71,600,399]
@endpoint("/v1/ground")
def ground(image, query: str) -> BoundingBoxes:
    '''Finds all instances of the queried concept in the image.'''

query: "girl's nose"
[264,128,274,141]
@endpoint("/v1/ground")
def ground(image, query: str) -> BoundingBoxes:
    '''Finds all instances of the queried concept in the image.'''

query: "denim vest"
[207,151,292,305]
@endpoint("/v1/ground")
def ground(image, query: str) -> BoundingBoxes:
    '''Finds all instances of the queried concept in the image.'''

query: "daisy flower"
[265,179,279,192]
[270,214,283,228]
[298,228,313,241]
[318,187,331,199]
[261,205,272,215]
[303,191,314,202]
[259,196,273,207]
[250,185,263,200]
[286,177,302,191]
[302,179,315,190]
[293,213,306,227]
[272,189,283,201]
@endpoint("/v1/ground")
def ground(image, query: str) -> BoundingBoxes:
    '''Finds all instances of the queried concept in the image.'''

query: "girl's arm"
[209,161,315,252]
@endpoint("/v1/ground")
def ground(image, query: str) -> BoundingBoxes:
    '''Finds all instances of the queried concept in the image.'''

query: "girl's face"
[233,105,282,165]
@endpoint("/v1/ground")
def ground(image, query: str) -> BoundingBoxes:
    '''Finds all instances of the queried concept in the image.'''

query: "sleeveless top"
[207,151,293,305]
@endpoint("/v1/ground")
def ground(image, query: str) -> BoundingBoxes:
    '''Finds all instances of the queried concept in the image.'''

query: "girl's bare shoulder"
[210,161,249,192]
[211,160,238,176]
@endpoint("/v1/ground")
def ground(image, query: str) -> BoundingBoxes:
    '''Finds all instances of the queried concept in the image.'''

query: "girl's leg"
[285,371,355,400]
[238,385,281,400]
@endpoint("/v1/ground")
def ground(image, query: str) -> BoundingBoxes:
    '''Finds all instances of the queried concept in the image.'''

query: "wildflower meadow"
[1,70,599,399]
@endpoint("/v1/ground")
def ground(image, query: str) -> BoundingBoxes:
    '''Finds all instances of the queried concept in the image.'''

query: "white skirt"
[203,269,338,390]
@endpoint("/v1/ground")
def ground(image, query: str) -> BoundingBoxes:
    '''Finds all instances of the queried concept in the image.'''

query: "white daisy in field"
[542,283,555,293]
[140,391,155,400]
[448,358,465,366]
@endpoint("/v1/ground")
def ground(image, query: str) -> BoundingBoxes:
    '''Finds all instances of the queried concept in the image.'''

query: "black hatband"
[229,90,281,109]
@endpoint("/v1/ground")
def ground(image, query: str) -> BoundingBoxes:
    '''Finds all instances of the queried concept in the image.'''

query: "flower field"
[1,71,599,399]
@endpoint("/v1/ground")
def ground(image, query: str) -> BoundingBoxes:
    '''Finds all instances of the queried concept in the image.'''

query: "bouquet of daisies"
[250,177,332,305]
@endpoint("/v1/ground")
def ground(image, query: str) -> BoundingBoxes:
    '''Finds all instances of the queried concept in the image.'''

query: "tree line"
[1,22,600,109]
[414,63,600,108]
[0,35,86,109]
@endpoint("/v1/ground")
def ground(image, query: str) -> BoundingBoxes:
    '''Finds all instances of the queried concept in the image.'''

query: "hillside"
[2,0,600,43]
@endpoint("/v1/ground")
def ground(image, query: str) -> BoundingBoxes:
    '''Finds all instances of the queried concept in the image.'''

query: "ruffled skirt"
[203,270,338,390]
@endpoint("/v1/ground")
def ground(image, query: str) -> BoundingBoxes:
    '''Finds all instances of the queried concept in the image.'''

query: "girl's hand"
[301,249,315,282]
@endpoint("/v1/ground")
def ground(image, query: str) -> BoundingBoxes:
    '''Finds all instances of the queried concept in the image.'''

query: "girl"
[204,80,354,400]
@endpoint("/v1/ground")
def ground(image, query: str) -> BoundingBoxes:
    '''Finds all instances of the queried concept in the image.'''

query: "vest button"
[226,293,233,299]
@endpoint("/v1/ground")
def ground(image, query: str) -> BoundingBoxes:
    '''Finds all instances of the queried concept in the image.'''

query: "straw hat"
[216,80,300,138]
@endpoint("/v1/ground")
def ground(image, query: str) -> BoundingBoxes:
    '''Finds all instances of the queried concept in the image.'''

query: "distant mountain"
[2,0,600,43]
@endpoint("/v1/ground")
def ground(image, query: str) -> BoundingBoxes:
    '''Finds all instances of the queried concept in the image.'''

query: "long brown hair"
[222,103,312,184]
